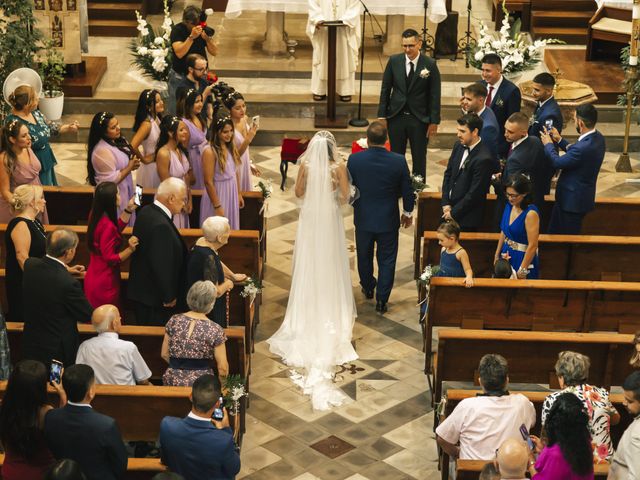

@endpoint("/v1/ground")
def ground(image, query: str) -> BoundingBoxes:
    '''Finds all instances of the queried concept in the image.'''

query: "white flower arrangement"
[356,137,368,149]
[129,0,173,82]
[256,179,273,199]
[240,277,263,303]
[419,68,430,79]
[418,264,439,287]
[411,174,426,193]
[223,374,247,416]
[205,8,214,15]
[468,0,562,74]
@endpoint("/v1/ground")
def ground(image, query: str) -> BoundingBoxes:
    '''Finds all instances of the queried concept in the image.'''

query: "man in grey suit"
[378,28,441,178]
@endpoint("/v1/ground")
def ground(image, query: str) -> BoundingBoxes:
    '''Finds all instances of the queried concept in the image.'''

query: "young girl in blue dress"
[435,220,474,287]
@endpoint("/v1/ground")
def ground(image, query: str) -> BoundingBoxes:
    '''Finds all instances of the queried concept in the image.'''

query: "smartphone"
[50,359,63,384]
[519,423,535,451]
[134,184,143,207]
[544,119,553,130]
[251,115,260,129]
[212,396,224,421]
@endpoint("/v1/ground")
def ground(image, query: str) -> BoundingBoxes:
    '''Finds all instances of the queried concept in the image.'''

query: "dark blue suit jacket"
[160,416,240,480]
[544,130,606,214]
[44,404,127,480]
[481,77,521,157]
[504,136,552,206]
[528,96,563,138]
[347,147,414,233]
[479,107,500,160]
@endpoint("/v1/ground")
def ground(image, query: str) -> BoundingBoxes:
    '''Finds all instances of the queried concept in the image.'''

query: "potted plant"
[38,39,66,122]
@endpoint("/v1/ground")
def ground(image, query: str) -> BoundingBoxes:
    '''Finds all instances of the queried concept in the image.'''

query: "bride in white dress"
[267,130,358,410]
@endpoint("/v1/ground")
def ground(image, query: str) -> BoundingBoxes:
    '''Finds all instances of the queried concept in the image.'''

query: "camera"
[199,11,215,37]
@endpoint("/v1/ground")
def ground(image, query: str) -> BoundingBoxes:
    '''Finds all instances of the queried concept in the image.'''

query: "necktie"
[407,61,415,87]
[507,143,513,158]
[486,86,494,107]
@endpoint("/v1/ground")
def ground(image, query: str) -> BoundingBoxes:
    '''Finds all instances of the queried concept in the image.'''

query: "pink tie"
[486,86,494,107]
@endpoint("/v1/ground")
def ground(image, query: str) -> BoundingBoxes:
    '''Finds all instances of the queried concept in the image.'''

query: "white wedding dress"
[267,131,358,410]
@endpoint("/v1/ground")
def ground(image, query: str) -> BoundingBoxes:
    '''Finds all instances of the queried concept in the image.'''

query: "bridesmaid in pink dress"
[224,92,260,192]
[87,112,141,225]
[131,89,164,188]
[178,89,209,190]
[155,115,192,228]
[200,115,243,229]
[0,121,49,223]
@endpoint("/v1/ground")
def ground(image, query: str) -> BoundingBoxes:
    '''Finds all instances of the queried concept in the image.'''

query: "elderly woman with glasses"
[541,351,620,464]
[493,173,540,279]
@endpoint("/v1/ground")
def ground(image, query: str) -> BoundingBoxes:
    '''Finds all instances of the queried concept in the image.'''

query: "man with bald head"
[496,438,530,479]
[22,228,93,368]
[128,178,188,326]
[76,305,151,385]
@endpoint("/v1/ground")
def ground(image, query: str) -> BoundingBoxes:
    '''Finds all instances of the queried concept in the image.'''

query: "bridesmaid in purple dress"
[131,89,164,188]
[178,89,209,190]
[155,116,192,228]
[224,92,260,192]
[0,121,49,223]
[87,112,140,225]
[200,115,243,229]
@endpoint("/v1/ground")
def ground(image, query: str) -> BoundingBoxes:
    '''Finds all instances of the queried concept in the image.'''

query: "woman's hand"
[223,278,234,293]
[463,276,474,288]
[246,122,258,142]
[238,194,244,209]
[61,121,80,134]
[215,205,225,216]
[530,435,543,455]
[127,196,138,212]
[250,164,261,177]
[231,273,247,282]
[128,156,141,172]
[128,235,139,251]
[516,267,528,279]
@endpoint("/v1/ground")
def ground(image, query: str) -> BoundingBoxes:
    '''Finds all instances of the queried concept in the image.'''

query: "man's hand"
[163,299,177,308]
[190,25,203,39]
[67,264,86,275]
[401,214,413,228]
[442,210,453,221]
[212,407,231,429]
[539,128,552,146]
[548,126,561,143]
[427,124,438,139]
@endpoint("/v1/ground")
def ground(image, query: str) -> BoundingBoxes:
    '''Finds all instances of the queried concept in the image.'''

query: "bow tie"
[462,146,470,152]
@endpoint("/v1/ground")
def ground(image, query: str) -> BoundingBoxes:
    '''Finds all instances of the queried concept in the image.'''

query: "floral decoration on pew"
[240,277,263,304]
[417,264,439,325]
[129,0,173,82]
[256,179,273,200]
[223,374,247,416]
[411,174,427,195]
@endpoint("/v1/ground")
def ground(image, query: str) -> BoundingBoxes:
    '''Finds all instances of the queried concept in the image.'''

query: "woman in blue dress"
[494,174,540,279]
[5,85,79,186]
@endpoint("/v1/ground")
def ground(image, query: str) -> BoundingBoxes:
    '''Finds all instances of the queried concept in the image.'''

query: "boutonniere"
[495,97,504,107]
[419,68,430,79]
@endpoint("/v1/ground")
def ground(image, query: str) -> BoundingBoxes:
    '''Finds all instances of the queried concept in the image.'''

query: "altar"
[224,0,447,55]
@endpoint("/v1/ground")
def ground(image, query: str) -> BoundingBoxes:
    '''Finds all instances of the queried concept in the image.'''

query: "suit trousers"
[388,113,428,178]
[355,229,399,303]
[547,204,585,235]
[134,301,176,326]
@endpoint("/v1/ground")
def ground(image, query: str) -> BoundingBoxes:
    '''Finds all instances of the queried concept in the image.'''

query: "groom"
[347,122,415,313]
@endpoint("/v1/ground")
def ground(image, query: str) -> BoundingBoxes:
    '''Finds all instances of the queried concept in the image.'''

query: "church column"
[262,12,287,55]
[383,15,404,56]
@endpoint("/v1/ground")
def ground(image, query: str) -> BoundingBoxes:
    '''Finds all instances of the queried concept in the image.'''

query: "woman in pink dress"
[224,91,260,191]
[200,115,243,229]
[178,89,209,190]
[84,181,139,313]
[155,115,192,228]
[0,120,49,223]
[131,89,164,188]
[87,112,141,225]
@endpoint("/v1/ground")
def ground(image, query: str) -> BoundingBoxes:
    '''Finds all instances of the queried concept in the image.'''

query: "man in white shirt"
[76,304,151,385]
[496,438,530,480]
[435,354,536,460]
[609,371,640,479]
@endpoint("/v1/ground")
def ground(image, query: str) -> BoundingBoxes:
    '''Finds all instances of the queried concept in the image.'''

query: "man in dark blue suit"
[347,122,414,314]
[461,83,500,161]
[480,53,521,159]
[528,72,563,138]
[160,374,240,480]
[541,104,606,234]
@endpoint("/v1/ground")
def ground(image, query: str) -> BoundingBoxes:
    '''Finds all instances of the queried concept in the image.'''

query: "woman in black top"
[4,185,47,321]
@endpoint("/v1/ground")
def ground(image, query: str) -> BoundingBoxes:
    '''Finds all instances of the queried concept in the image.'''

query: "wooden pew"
[421,231,640,281]
[414,192,640,277]
[41,186,267,263]
[433,329,635,406]
[421,277,640,373]
[456,459,609,480]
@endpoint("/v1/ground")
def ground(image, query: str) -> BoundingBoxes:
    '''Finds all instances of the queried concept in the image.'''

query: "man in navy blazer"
[160,374,240,480]
[528,72,563,138]
[461,83,500,161]
[480,53,521,159]
[541,104,606,234]
[441,114,497,231]
[347,122,414,314]
[44,364,128,480]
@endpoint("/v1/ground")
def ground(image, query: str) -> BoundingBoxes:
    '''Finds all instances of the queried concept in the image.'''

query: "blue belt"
[169,357,211,370]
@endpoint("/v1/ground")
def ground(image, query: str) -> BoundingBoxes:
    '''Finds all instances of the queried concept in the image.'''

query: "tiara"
[98,112,110,124]
[6,119,20,131]
[225,91,238,101]
[146,90,154,100]
[216,115,230,127]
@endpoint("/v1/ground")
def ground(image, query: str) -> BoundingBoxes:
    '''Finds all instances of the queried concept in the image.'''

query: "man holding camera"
[168,6,218,114]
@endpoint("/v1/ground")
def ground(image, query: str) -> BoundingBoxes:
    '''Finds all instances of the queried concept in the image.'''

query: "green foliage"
[39,39,66,97]
[617,46,640,110]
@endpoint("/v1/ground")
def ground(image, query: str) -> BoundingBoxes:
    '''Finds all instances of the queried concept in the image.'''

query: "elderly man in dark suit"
[480,53,521,159]
[22,228,93,369]
[441,113,496,231]
[541,104,606,234]
[378,28,441,179]
[347,121,414,314]
[127,177,188,326]
[528,72,563,138]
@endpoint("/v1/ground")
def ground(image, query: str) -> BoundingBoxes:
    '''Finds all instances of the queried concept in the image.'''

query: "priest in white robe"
[307,0,361,101]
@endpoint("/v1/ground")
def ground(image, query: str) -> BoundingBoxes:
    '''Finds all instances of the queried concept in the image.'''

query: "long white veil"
[267,131,358,410]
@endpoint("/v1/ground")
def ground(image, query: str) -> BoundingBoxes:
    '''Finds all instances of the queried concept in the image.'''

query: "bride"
[267,130,358,410]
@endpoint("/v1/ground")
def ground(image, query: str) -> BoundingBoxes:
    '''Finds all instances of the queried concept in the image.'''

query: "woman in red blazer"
[84,181,139,312]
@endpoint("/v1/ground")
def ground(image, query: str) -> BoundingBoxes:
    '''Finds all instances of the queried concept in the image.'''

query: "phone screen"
[134,184,143,207]
[519,424,535,451]
[212,396,224,421]
[50,360,63,384]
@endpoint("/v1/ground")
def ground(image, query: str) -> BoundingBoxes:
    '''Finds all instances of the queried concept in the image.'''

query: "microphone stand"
[420,0,435,55]
[349,0,371,127]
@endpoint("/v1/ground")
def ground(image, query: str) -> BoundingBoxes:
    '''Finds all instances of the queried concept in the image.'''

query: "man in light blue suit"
[461,83,501,163]
[528,72,563,139]
[160,374,240,480]
[541,104,605,234]
[347,122,415,314]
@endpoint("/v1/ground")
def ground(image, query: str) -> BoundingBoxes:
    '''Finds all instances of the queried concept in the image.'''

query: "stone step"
[88,19,139,37]
[87,2,141,21]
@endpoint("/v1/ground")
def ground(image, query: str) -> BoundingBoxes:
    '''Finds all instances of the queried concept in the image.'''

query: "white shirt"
[153,199,172,219]
[188,411,213,422]
[610,415,640,479]
[488,75,503,94]
[458,138,482,172]
[67,401,92,408]
[538,95,554,108]
[435,394,536,460]
[511,134,529,151]
[76,332,152,385]
[477,106,486,117]
[46,255,67,268]
[578,129,596,142]
[405,54,419,76]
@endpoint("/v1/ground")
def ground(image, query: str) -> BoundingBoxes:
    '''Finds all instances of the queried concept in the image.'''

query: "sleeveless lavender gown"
[200,150,239,229]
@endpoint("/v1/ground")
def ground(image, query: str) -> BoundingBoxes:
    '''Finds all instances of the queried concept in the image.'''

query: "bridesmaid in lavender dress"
[0,121,49,223]
[200,115,243,229]
[88,112,141,225]
[155,116,192,228]
[131,89,164,188]
[224,92,260,192]
[178,89,209,190]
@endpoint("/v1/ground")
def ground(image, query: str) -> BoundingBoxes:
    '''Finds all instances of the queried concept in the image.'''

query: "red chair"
[280,137,309,190]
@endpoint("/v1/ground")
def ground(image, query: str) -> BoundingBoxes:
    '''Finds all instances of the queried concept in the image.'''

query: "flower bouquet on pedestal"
[129,0,173,83]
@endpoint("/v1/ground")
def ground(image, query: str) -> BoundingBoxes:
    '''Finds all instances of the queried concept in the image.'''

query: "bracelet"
[214,204,221,209]
[124,209,133,214]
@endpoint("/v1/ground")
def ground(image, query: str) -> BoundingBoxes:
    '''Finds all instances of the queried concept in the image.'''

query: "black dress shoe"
[375,301,388,313]
[361,286,374,299]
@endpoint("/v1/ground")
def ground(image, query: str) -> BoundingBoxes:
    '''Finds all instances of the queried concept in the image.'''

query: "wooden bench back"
[456,459,609,480]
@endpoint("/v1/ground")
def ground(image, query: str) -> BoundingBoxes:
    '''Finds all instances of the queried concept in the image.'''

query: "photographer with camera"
[175,54,215,122]
[168,6,218,115]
